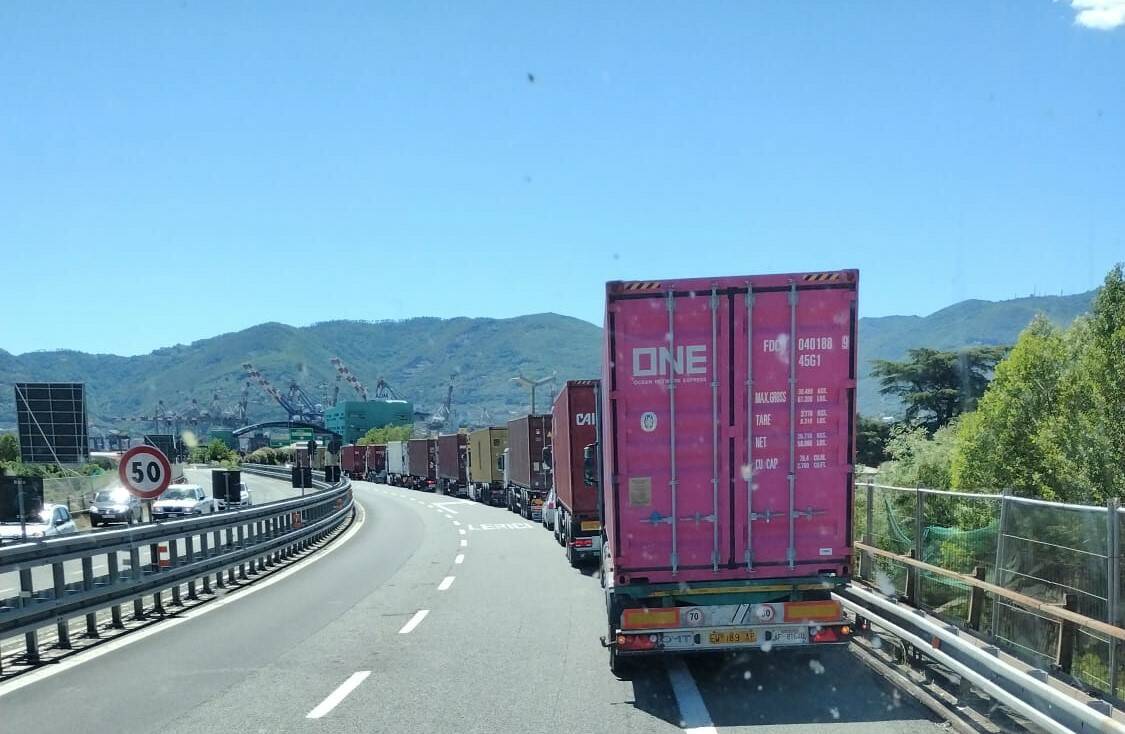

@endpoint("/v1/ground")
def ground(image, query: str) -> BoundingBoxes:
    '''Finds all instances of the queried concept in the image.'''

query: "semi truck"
[386,440,408,486]
[550,380,602,567]
[340,444,366,479]
[406,438,437,491]
[504,415,552,521]
[467,427,507,505]
[437,433,468,496]
[365,444,387,483]
[594,271,858,675]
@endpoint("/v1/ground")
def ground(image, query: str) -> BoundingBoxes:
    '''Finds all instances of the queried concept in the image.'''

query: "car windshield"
[3,5,1124,732]
[94,489,131,504]
[159,488,195,500]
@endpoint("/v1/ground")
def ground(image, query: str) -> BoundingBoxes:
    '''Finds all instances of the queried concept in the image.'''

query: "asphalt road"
[0,478,944,733]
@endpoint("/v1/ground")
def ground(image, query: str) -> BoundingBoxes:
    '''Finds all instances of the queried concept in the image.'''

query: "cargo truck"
[437,433,468,496]
[365,444,387,483]
[386,440,408,486]
[467,427,507,505]
[551,380,603,567]
[505,415,552,521]
[340,445,366,479]
[594,271,858,675]
[406,438,437,491]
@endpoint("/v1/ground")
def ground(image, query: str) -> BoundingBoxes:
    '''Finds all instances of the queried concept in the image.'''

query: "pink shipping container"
[600,270,858,672]
[340,445,365,478]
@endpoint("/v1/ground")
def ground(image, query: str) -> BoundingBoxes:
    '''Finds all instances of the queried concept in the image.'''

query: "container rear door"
[732,283,856,572]
[610,279,855,575]
[610,289,734,572]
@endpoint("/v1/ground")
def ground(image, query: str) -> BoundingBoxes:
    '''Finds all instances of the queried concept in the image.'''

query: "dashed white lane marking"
[452,520,461,526]
[459,539,467,547]
[306,671,371,719]
[454,554,464,564]
[398,609,430,634]
[437,576,455,591]
[666,658,718,734]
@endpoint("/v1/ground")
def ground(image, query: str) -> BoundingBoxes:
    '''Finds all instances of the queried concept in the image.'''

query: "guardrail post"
[904,549,918,606]
[130,546,144,620]
[967,566,986,631]
[226,528,236,585]
[52,561,72,648]
[107,552,124,628]
[860,479,874,580]
[914,487,925,606]
[992,489,1011,639]
[169,538,182,607]
[1107,497,1120,697]
[82,556,97,638]
[200,533,212,594]
[247,521,259,575]
[1056,593,1078,675]
[271,517,281,565]
[213,530,225,589]
[237,525,247,580]
[20,568,39,662]
[185,534,197,600]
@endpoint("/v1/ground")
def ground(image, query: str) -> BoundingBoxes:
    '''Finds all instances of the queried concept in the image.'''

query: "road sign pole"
[16,478,26,542]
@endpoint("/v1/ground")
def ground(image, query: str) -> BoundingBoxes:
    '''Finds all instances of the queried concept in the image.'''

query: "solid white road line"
[398,609,429,634]
[459,539,467,547]
[666,658,718,734]
[437,576,455,591]
[306,671,371,719]
[454,554,464,564]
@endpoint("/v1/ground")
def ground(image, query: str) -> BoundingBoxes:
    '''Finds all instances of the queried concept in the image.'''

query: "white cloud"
[1070,0,1125,30]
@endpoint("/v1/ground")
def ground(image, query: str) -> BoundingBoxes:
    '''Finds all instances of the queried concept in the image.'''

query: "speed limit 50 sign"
[118,445,172,499]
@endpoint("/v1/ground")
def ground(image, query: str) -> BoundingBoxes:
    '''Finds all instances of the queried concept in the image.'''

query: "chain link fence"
[855,478,1122,699]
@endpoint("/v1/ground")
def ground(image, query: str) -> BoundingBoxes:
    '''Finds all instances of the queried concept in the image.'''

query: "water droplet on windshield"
[875,569,896,596]
[829,707,840,720]
[742,670,752,680]
[761,640,773,653]
[808,658,825,675]
[740,464,753,480]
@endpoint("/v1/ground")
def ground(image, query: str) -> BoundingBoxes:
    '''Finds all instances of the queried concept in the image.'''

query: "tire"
[90,519,99,528]
[607,596,633,678]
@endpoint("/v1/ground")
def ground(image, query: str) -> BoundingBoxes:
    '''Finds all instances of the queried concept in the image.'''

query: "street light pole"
[511,372,555,415]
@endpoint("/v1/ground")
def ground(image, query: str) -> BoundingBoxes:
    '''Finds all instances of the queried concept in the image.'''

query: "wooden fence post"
[1056,593,1079,675]
[967,566,987,630]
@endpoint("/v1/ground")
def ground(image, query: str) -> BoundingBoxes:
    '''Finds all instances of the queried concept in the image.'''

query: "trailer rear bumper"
[613,621,852,656]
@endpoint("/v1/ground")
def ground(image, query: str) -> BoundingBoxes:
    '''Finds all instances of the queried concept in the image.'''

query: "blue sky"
[1,2,1122,356]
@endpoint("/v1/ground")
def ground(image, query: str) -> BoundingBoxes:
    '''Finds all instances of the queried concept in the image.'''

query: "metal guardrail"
[0,467,353,672]
[839,585,1125,734]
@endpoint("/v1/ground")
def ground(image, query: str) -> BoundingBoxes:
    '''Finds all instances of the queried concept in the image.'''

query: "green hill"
[0,290,1098,434]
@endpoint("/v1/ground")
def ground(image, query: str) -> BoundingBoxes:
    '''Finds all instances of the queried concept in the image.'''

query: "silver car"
[152,484,215,520]
[0,503,79,543]
[89,486,143,527]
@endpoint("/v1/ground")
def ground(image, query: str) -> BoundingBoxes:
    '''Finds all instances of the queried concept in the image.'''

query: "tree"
[206,439,235,463]
[950,316,1067,497]
[872,346,1008,433]
[0,433,18,463]
[856,416,892,468]
[357,424,414,445]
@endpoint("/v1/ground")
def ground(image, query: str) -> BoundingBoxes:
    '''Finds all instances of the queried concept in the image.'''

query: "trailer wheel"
[607,596,634,678]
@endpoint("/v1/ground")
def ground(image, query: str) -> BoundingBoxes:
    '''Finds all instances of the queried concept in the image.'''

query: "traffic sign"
[118,445,172,499]
[290,427,314,442]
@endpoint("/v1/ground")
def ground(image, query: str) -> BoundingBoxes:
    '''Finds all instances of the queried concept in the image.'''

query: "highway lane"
[0,478,945,733]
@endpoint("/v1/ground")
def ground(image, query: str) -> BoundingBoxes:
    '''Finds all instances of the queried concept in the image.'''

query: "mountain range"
[0,289,1098,435]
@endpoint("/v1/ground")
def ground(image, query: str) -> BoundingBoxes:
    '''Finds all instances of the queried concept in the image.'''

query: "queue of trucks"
[327,269,860,675]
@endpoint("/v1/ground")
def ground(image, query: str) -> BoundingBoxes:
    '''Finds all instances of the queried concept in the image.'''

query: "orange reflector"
[783,600,842,623]
[621,608,680,630]
[580,520,602,532]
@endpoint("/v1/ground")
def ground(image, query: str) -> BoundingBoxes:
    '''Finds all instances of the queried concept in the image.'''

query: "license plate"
[770,628,808,645]
[709,629,757,645]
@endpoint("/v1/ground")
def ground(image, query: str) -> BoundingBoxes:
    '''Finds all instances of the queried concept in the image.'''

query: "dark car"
[88,487,143,527]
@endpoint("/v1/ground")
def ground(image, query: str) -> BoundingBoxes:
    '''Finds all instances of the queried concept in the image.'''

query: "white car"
[542,487,558,531]
[0,503,78,543]
[216,481,253,511]
[152,484,215,520]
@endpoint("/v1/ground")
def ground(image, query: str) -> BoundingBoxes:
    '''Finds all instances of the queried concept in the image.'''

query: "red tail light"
[616,633,659,651]
[571,537,593,548]
[811,625,851,644]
